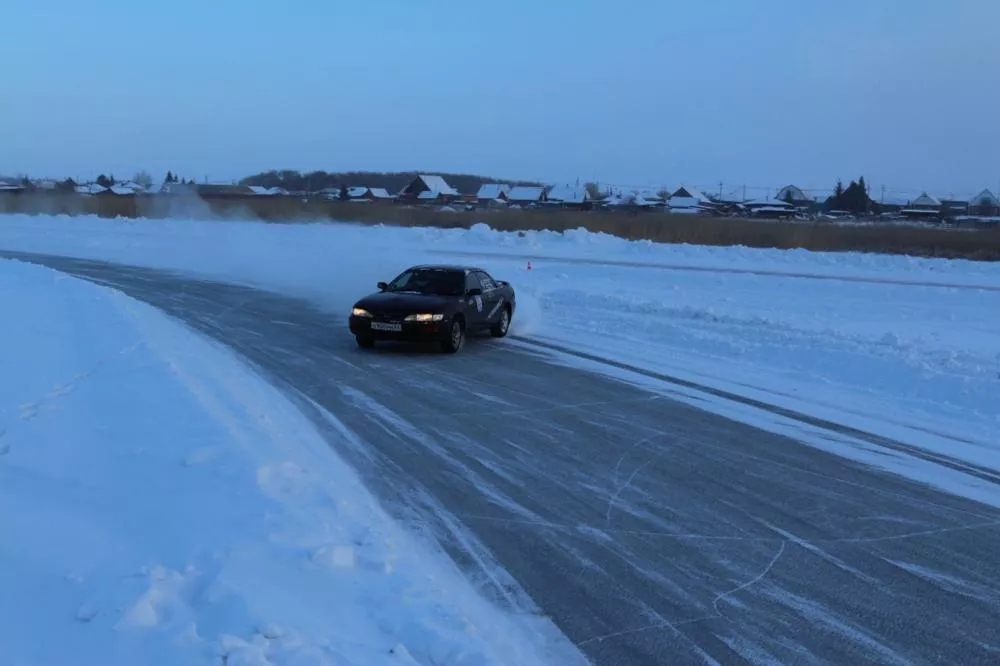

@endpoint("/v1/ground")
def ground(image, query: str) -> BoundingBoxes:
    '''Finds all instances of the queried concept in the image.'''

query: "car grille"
[373,313,405,324]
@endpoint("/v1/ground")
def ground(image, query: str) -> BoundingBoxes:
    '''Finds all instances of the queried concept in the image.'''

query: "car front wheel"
[441,319,465,354]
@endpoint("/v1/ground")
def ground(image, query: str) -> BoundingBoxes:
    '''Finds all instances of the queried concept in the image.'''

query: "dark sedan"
[348,264,516,353]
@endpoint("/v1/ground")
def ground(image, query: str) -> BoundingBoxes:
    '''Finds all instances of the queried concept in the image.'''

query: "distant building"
[248,185,289,196]
[476,183,511,204]
[344,186,394,202]
[507,186,547,206]
[545,184,591,209]
[901,192,942,221]
[668,186,716,214]
[399,174,458,201]
[0,178,26,194]
[743,198,796,219]
[775,185,810,205]
[969,188,1000,217]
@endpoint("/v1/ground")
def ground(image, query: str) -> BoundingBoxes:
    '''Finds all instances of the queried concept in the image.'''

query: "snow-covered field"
[2,214,998,470]
[0,257,573,666]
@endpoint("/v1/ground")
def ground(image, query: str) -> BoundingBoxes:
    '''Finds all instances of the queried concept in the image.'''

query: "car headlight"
[404,313,444,322]
[351,307,373,318]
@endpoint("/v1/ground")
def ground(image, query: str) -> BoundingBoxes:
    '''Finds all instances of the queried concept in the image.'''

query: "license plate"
[371,322,402,332]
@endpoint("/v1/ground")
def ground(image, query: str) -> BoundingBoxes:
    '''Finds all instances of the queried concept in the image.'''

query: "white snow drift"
[0,258,575,666]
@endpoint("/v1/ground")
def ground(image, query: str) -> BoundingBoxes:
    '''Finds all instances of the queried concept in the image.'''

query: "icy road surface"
[12,253,1000,666]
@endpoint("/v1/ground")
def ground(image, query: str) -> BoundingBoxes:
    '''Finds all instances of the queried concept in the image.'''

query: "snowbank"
[0,257,572,666]
[1,214,997,472]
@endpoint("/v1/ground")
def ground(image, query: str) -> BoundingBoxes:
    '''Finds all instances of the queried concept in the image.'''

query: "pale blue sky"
[2,0,998,196]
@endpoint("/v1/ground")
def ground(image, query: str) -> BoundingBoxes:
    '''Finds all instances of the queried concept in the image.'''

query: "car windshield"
[386,269,465,296]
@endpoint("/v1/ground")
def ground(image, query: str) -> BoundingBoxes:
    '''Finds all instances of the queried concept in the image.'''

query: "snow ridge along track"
[510,335,1000,487]
[431,249,1000,292]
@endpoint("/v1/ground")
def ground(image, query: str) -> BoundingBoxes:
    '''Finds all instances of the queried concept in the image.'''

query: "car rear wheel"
[355,334,375,349]
[491,306,511,338]
[441,319,465,354]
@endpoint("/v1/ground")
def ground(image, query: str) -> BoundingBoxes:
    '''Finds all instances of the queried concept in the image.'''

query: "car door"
[474,270,504,324]
[464,271,487,327]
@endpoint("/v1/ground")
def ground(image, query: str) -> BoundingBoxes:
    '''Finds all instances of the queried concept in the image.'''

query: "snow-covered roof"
[75,184,108,195]
[546,184,590,204]
[347,187,369,198]
[775,185,808,201]
[418,190,444,200]
[972,188,999,206]
[507,186,546,202]
[607,192,660,207]
[670,186,711,203]
[745,198,794,208]
[415,174,457,196]
[369,187,393,199]
[109,186,137,195]
[911,192,941,207]
[477,183,511,199]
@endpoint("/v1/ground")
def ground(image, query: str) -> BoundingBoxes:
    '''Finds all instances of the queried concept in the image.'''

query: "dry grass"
[3,192,1000,261]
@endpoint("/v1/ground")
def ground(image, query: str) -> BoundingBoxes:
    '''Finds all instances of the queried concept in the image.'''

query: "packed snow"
[0,257,576,666]
[1,213,998,477]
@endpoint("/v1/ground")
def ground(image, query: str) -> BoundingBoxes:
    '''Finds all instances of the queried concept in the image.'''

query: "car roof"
[406,264,487,274]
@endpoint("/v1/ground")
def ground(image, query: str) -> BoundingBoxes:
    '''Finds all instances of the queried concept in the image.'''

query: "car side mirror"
[377,281,388,291]
[467,287,483,297]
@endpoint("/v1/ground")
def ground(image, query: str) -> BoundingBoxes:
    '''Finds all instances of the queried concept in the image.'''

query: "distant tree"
[133,170,153,189]
[95,174,112,188]
[828,177,872,215]
[20,177,35,192]
[164,170,175,184]
[56,177,77,192]
[584,182,603,200]
[339,185,349,201]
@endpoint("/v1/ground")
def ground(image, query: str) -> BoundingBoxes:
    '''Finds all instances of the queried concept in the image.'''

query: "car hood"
[354,291,459,314]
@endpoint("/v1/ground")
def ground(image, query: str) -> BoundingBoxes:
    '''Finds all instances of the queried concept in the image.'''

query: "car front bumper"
[349,315,450,342]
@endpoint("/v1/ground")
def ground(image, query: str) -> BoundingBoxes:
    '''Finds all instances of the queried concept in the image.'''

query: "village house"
[900,192,943,221]
[476,183,511,204]
[939,196,969,216]
[545,184,591,209]
[744,198,797,219]
[346,186,394,202]
[969,188,1000,217]
[668,186,717,214]
[0,178,26,194]
[507,185,547,206]
[248,185,289,196]
[399,174,459,202]
[774,185,811,206]
[604,190,662,209]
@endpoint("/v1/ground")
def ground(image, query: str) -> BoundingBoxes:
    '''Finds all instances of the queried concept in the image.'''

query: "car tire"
[491,305,512,338]
[356,335,375,349]
[441,319,465,354]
